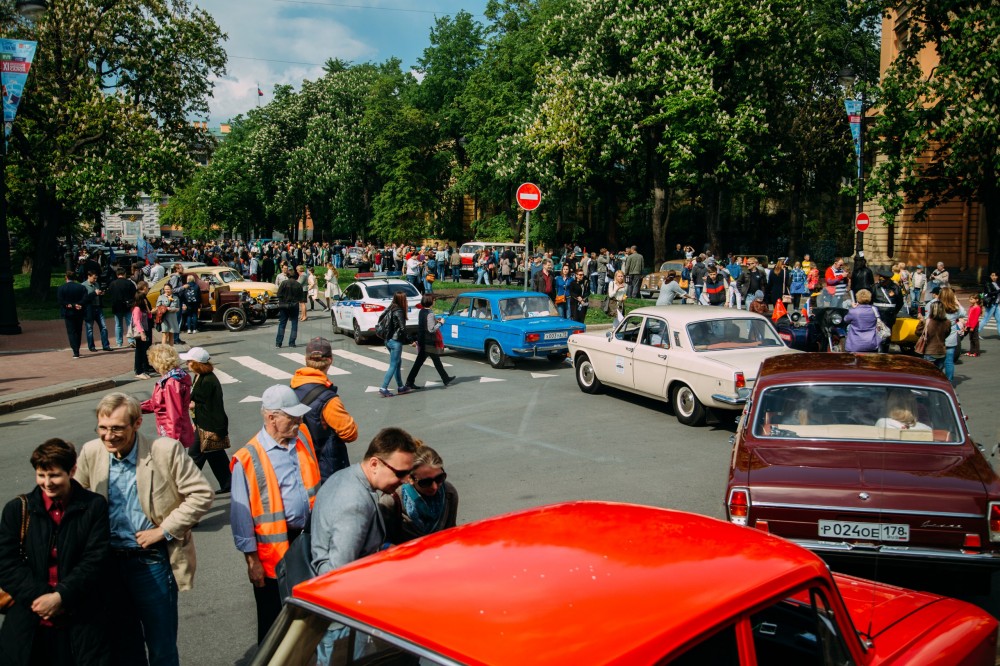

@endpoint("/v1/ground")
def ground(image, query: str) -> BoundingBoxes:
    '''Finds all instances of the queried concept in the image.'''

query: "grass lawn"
[14,272,64,321]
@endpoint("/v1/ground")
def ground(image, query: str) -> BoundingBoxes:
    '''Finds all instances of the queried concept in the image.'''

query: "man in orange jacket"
[230,385,319,643]
[290,337,359,482]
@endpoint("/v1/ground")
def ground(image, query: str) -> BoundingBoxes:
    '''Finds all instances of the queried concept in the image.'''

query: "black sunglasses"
[377,457,413,479]
[414,472,447,489]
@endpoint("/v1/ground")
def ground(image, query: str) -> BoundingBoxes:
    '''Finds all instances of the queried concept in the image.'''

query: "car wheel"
[547,351,568,363]
[331,311,341,334]
[223,307,247,332]
[486,340,507,368]
[672,383,706,426]
[575,355,602,394]
[353,319,366,345]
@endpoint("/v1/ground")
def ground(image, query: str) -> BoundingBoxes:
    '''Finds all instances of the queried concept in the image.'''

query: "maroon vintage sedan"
[726,353,1000,568]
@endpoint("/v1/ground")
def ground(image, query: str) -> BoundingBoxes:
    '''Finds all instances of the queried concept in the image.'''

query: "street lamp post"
[839,67,865,258]
[0,0,48,335]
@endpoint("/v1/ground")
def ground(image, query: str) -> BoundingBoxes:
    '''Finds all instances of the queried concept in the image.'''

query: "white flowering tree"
[3,0,226,298]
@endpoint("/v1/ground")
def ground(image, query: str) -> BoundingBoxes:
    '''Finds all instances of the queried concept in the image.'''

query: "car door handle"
[625,346,634,352]
[658,354,668,359]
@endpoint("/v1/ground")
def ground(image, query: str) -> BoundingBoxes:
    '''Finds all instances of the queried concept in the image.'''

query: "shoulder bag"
[872,306,892,341]
[0,495,30,613]
[914,326,929,355]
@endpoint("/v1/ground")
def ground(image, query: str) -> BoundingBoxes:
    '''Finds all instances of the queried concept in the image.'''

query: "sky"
[196,0,490,125]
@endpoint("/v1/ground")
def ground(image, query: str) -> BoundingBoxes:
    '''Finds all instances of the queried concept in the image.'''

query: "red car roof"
[756,352,955,391]
[293,502,832,665]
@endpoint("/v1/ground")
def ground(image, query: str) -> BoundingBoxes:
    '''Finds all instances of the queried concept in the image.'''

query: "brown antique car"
[726,353,1000,570]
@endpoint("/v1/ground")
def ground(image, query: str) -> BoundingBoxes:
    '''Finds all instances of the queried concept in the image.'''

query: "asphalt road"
[1,311,998,664]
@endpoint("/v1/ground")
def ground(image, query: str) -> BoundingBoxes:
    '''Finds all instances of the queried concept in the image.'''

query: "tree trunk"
[787,180,802,260]
[705,185,722,252]
[28,186,64,301]
[650,163,670,266]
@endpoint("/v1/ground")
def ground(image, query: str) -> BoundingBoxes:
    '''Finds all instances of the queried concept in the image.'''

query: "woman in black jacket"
[183,347,233,493]
[404,295,456,390]
[0,439,110,665]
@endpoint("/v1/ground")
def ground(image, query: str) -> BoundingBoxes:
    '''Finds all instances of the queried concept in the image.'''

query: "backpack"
[374,307,396,340]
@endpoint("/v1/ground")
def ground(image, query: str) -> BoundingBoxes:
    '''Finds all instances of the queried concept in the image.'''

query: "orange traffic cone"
[772,300,787,322]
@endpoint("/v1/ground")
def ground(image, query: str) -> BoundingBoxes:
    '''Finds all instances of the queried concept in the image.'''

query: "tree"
[2,0,226,298]
[869,1,1000,269]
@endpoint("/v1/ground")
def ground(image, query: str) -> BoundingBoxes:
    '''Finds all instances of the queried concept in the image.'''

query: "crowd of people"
[0,334,457,665]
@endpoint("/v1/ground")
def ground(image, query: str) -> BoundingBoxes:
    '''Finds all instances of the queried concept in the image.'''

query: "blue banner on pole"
[1,39,38,143]
[844,99,862,172]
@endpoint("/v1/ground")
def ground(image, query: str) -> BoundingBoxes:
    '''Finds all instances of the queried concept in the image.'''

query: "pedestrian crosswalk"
[203,345,547,390]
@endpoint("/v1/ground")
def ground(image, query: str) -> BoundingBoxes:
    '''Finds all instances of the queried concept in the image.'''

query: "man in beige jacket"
[76,392,213,666]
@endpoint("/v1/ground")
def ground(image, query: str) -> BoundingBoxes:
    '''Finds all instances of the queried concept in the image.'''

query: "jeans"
[943,346,958,383]
[476,269,490,285]
[451,266,460,281]
[693,285,703,304]
[334,254,342,268]
[381,338,404,389]
[437,263,447,282]
[275,305,298,346]
[184,306,199,332]
[110,547,179,666]
[423,278,434,293]
[924,354,945,372]
[980,303,998,333]
[556,300,569,318]
[590,273,599,294]
[113,311,131,346]
[85,308,111,350]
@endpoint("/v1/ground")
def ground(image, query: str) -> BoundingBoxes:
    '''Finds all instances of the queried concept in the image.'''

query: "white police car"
[331,278,422,344]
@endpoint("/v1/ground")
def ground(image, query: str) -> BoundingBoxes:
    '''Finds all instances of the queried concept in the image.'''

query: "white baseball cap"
[180,347,210,363]
[261,385,311,417]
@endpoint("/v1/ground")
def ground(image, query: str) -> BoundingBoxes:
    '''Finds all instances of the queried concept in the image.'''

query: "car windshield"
[217,269,242,284]
[497,296,558,320]
[686,319,783,350]
[752,385,962,443]
[366,283,420,300]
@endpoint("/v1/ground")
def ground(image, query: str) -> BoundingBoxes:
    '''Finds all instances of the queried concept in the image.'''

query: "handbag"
[914,327,928,355]
[433,329,445,351]
[872,307,891,341]
[197,426,231,452]
[555,295,566,304]
[0,495,29,614]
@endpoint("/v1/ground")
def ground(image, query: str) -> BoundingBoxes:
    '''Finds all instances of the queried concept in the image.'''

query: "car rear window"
[366,283,420,300]
[752,385,962,443]
[686,319,783,350]
[498,296,557,320]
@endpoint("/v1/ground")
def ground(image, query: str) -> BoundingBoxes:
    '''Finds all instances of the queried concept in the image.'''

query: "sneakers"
[102,347,113,352]
[443,375,456,386]
[396,385,412,395]
[964,352,979,357]
[403,384,423,391]
[135,373,150,380]
[378,388,394,398]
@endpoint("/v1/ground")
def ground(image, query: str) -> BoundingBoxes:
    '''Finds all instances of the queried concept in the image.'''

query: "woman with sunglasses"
[380,444,458,543]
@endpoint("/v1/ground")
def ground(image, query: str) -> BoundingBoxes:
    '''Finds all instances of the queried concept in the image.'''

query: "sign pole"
[524,211,530,292]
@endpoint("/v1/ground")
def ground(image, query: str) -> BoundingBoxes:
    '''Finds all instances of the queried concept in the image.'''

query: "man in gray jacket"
[310,427,420,575]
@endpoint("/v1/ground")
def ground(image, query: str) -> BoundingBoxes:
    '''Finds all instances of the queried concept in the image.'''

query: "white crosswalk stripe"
[278,352,350,375]
[332,349,390,371]
[214,369,240,384]
[231,356,293,379]
[368,346,453,366]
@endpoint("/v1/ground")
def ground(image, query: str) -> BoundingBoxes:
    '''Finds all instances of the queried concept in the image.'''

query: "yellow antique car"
[892,315,922,353]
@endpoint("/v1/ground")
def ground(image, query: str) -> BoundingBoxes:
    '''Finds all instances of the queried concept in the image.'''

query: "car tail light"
[414,303,423,309]
[728,487,750,526]
[778,332,793,344]
[963,534,982,550]
[525,333,540,343]
[734,372,746,390]
[361,303,385,313]
[572,329,585,335]
[755,520,769,533]
[989,503,1000,542]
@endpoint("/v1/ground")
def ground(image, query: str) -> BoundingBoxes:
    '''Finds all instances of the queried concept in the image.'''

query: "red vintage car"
[252,501,997,665]
[726,353,1000,570]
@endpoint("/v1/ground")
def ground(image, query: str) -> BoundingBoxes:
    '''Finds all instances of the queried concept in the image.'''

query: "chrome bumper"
[793,538,1000,567]
[512,344,569,356]
[711,388,751,406]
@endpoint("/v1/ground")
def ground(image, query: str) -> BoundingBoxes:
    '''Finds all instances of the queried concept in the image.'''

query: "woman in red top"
[140,344,195,447]
[965,294,982,357]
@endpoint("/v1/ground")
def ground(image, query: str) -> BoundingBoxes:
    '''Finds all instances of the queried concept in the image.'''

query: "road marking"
[214,369,240,384]
[19,414,55,422]
[231,356,293,379]
[240,396,263,403]
[480,377,505,383]
[279,353,350,376]
[468,423,618,463]
[368,346,453,366]
[365,386,383,393]
[333,349,389,372]
[530,372,559,378]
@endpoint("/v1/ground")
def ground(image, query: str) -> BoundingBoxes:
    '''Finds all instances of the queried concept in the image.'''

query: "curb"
[0,378,129,415]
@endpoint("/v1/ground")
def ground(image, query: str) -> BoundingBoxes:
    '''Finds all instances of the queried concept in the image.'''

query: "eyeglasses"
[377,457,413,479]
[95,424,133,435]
[413,472,447,489]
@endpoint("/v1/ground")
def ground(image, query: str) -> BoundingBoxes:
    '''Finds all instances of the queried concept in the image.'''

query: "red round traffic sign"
[516,182,541,211]
[855,212,870,232]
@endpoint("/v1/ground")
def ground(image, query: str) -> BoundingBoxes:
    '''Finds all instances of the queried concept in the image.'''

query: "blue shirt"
[107,442,157,549]
[230,427,312,553]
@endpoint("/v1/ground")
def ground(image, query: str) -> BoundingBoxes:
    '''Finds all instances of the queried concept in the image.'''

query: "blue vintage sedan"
[440,291,586,368]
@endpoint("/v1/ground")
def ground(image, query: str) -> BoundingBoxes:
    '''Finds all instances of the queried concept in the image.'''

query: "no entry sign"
[516,182,541,211]
[855,212,870,232]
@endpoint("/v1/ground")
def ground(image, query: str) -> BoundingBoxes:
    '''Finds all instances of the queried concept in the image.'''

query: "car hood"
[748,445,987,515]
[227,280,277,293]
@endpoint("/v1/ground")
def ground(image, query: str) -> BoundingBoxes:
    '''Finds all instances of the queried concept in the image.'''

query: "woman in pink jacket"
[140,343,195,448]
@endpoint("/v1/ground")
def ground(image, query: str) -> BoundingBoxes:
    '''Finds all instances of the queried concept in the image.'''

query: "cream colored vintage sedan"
[568,305,799,426]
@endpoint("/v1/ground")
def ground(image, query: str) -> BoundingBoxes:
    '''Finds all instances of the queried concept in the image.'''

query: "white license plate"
[543,331,567,340]
[818,520,909,542]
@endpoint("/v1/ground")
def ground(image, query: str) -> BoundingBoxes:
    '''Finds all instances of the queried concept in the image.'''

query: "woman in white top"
[323,262,341,309]
[874,391,930,431]
[607,270,628,326]
[307,266,326,311]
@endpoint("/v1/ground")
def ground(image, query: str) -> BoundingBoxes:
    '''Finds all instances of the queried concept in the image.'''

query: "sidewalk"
[0,319,135,414]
